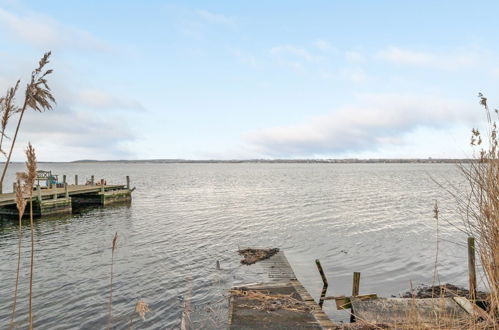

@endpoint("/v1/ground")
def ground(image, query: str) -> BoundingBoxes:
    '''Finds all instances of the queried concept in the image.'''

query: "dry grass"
[452,93,499,321]
[230,289,311,313]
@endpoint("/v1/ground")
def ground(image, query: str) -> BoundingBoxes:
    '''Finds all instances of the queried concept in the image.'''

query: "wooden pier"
[229,250,336,329]
[0,175,133,217]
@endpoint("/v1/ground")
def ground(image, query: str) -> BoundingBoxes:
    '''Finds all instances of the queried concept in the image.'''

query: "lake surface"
[0,163,471,328]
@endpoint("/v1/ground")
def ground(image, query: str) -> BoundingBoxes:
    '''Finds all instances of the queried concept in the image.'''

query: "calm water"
[0,163,471,328]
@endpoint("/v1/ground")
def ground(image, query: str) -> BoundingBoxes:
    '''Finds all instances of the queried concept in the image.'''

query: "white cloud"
[377,46,474,70]
[196,9,234,25]
[345,51,364,63]
[232,50,259,69]
[245,93,478,157]
[270,45,314,61]
[0,7,109,51]
[76,88,145,111]
[314,39,333,51]
[341,67,367,84]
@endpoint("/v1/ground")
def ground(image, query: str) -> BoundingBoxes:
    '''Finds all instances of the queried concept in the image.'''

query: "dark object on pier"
[238,247,279,265]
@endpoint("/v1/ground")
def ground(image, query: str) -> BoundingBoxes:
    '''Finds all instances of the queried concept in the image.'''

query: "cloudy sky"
[1,0,498,161]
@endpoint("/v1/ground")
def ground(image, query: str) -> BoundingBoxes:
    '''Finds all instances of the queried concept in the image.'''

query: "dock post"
[53,184,57,200]
[126,176,130,190]
[75,174,78,185]
[63,175,66,184]
[65,183,69,201]
[37,185,42,202]
[13,182,16,193]
[468,237,477,301]
[91,175,94,185]
[100,179,104,193]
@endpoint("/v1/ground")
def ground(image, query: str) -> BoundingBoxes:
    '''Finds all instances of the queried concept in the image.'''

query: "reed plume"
[0,51,54,193]
[108,232,118,329]
[0,80,20,156]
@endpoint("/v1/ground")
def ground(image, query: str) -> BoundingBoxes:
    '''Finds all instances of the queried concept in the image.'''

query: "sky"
[1,0,499,161]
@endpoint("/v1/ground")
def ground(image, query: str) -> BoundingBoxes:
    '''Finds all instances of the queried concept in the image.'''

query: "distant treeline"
[69,158,473,164]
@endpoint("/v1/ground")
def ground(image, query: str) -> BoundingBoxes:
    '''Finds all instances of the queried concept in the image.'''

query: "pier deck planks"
[0,184,126,206]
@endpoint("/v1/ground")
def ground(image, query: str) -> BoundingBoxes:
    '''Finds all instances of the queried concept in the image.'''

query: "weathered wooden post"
[468,237,477,301]
[126,176,130,190]
[100,179,105,193]
[91,175,94,185]
[65,182,69,200]
[351,272,361,322]
[315,259,328,308]
[53,184,57,200]
[13,182,16,193]
[75,174,78,185]
[352,272,361,296]
[37,184,42,202]
[63,175,66,184]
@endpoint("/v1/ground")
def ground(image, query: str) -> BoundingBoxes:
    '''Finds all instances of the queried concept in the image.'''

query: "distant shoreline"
[65,158,472,164]
[0,158,474,164]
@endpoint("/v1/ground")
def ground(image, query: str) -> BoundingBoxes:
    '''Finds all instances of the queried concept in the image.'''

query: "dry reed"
[25,143,37,330]
[0,52,54,193]
[108,232,118,329]
[452,93,499,324]
[9,176,28,329]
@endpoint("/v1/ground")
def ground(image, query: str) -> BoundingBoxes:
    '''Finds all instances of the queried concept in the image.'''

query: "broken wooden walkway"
[228,250,336,329]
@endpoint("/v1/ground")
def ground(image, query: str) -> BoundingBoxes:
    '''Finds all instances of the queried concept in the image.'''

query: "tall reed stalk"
[108,232,118,329]
[10,177,27,329]
[25,143,37,330]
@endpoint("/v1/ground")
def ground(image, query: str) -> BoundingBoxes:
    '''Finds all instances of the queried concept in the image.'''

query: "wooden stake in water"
[315,259,328,308]
[468,237,477,301]
[126,176,130,190]
[75,174,78,185]
[351,272,361,322]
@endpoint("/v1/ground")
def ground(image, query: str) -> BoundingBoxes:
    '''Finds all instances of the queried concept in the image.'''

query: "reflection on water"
[0,163,468,328]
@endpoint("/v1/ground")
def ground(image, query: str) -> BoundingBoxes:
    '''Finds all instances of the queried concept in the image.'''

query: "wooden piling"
[468,237,477,301]
[13,182,16,193]
[65,183,69,200]
[91,175,94,185]
[351,272,361,322]
[63,175,66,184]
[53,184,57,200]
[37,185,42,202]
[126,176,130,190]
[352,272,361,296]
[75,174,78,185]
[100,179,105,193]
[315,259,328,308]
